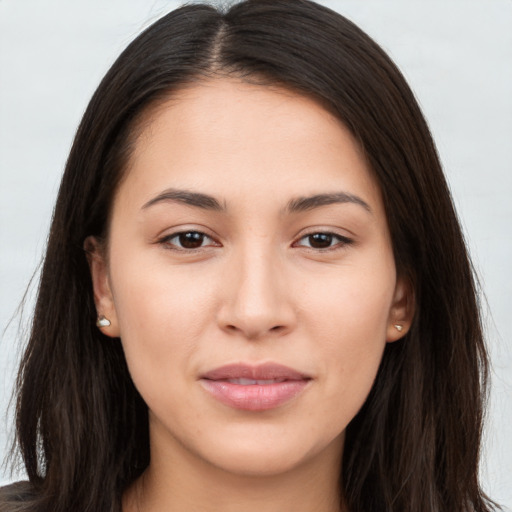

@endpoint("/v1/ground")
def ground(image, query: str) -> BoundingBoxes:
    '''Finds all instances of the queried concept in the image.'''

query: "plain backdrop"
[1,0,511,508]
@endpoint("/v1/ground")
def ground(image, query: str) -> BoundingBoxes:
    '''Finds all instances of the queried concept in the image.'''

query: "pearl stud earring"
[96,315,111,328]
[394,324,403,332]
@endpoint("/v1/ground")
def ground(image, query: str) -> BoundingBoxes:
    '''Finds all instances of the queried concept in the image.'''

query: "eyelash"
[294,232,353,251]
[159,231,220,251]
[158,230,353,253]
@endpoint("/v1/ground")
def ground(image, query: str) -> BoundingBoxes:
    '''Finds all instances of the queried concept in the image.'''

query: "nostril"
[222,323,287,338]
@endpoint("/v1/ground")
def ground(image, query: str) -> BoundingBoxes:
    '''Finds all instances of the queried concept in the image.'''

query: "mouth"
[199,363,312,411]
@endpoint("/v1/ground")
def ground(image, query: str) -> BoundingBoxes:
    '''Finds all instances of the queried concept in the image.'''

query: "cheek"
[298,261,394,418]
[107,251,218,390]
[300,256,395,343]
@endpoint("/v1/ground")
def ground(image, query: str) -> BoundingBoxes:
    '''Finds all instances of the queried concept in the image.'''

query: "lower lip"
[200,379,310,411]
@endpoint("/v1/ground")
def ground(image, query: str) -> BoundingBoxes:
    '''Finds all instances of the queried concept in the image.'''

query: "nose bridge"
[218,237,294,339]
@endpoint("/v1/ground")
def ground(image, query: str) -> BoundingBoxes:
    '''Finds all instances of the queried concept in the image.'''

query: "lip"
[199,363,312,411]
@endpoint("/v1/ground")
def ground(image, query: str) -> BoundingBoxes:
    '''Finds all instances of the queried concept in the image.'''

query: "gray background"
[1,0,511,508]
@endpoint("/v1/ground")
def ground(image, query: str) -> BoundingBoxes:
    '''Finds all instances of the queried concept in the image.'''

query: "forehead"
[117,78,383,215]
[135,78,355,155]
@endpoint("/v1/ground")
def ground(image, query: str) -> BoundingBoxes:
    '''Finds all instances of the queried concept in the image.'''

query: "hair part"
[5,1,497,511]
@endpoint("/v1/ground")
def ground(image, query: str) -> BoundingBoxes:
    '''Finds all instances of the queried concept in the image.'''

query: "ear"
[386,275,414,342]
[84,236,120,337]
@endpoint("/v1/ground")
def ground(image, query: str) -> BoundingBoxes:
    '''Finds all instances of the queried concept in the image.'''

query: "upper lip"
[201,363,311,381]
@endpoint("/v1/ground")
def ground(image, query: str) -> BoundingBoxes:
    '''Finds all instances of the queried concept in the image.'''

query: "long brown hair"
[2,1,498,511]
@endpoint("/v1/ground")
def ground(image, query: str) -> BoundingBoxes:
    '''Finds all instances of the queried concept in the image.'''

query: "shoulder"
[0,481,35,512]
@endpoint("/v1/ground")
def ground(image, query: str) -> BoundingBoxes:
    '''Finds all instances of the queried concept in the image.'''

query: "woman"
[0,0,500,511]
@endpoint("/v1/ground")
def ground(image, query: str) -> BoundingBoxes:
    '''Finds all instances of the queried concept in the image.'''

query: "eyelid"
[157,229,221,251]
[155,226,354,253]
[292,230,354,251]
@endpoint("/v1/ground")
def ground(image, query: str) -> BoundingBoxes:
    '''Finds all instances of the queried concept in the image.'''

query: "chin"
[191,427,344,478]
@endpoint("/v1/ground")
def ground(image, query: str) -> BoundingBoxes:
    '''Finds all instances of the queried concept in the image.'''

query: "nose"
[217,245,296,340]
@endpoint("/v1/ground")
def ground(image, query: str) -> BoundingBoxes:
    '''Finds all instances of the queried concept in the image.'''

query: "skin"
[87,78,413,512]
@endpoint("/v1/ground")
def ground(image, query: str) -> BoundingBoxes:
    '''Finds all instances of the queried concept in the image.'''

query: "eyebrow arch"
[142,188,226,211]
[285,192,372,215]
[141,188,371,215]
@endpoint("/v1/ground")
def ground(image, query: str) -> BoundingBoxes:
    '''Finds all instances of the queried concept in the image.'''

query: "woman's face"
[89,78,411,477]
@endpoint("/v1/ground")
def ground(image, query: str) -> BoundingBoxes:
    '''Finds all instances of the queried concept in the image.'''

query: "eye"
[294,232,352,250]
[160,231,218,250]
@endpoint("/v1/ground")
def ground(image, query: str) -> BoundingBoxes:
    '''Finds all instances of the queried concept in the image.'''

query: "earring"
[394,324,403,332]
[96,315,111,328]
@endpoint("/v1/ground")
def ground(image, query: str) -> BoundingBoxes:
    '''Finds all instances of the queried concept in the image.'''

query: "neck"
[124,425,345,512]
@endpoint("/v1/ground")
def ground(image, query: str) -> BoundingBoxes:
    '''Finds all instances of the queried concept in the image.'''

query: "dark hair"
[2,1,497,511]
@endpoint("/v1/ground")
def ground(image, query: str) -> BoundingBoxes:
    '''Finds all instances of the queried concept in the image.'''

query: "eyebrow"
[142,188,226,211]
[284,192,372,215]
[141,188,371,215]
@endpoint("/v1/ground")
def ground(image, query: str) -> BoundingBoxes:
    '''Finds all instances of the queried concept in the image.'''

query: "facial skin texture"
[87,78,413,512]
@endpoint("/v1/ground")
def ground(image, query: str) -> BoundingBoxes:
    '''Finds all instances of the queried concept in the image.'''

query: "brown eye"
[179,232,205,248]
[308,233,334,248]
[163,231,215,250]
[295,232,352,250]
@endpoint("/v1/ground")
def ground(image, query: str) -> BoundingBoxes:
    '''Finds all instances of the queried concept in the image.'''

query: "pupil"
[179,232,204,249]
[309,233,332,248]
